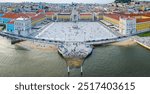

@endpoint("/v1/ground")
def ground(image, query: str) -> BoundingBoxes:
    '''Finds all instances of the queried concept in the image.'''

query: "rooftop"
[105,12,150,22]
[16,17,29,20]
[80,13,92,15]
[2,12,36,19]
[2,13,28,19]
[46,12,55,15]
[8,19,15,24]
[31,14,45,21]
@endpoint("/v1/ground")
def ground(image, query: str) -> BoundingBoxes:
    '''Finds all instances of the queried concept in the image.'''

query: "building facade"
[57,13,71,21]
[14,18,31,36]
[119,17,136,35]
[103,12,150,35]
[7,20,14,32]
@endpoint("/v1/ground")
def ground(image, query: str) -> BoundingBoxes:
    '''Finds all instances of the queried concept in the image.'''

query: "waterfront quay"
[0,1,150,77]
[58,42,93,59]
[135,37,150,50]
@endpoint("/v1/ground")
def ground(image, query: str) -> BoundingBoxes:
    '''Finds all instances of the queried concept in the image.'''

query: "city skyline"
[0,0,149,4]
[0,0,115,4]
[0,0,150,77]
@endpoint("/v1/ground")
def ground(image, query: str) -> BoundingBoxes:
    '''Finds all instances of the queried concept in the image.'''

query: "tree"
[115,0,131,3]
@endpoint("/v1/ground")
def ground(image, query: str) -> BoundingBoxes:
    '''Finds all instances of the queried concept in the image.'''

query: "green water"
[0,37,150,77]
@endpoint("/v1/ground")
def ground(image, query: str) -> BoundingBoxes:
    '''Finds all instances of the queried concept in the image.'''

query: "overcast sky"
[0,0,149,4]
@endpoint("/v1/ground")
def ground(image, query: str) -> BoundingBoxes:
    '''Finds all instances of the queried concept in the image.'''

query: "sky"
[0,0,149,4]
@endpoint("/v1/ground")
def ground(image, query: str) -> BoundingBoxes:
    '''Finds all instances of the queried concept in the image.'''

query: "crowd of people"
[37,22,117,42]
[137,37,150,47]
[58,42,93,58]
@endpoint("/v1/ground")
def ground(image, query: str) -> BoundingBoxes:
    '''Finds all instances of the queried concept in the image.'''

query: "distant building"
[45,12,55,20]
[31,13,46,25]
[0,13,30,32]
[53,3,97,22]
[80,13,95,21]
[0,13,12,24]
[37,9,45,14]
[14,17,31,36]
[57,13,71,21]
[0,11,46,34]
[0,13,3,17]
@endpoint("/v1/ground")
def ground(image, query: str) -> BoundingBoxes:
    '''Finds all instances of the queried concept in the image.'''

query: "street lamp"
[84,31,86,42]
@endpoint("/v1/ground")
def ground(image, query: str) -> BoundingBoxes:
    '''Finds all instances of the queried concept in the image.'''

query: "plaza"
[36,22,117,42]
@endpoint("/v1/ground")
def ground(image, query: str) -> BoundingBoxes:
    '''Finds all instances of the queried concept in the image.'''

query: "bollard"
[67,66,70,77]
[81,65,83,76]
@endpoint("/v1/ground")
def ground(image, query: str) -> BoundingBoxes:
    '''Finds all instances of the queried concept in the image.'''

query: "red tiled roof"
[105,12,150,23]
[46,12,55,15]
[26,13,36,17]
[2,13,27,19]
[80,13,92,16]
[105,14,120,20]
[137,18,150,23]
[2,13,18,18]
[124,12,150,17]
[2,12,36,19]
[37,9,44,13]
[116,12,150,17]
[31,14,45,21]
[2,12,46,24]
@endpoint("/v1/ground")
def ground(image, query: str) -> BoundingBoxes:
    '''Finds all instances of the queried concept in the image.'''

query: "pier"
[58,42,93,59]
[58,42,93,76]
[135,37,150,50]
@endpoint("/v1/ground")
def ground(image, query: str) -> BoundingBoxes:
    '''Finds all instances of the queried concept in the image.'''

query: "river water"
[0,37,150,77]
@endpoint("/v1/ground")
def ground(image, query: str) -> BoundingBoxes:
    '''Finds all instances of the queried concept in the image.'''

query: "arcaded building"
[103,12,150,35]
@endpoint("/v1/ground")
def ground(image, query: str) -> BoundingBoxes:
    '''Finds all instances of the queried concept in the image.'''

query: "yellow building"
[136,21,150,32]
[103,13,150,33]
[140,6,145,11]
[46,12,55,20]
[80,13,93,20]
[103,15,119,25]
[31,14,46,26]
[57,13,71,21]
[97,14,103,20]
[7,7,13,12]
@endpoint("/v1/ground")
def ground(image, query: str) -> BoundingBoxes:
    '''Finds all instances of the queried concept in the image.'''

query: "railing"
[0,31,149,45]
[0,32,62,45]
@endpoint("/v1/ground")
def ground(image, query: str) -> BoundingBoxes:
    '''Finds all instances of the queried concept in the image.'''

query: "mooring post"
[67,66,70,76]
[81,65,83,76]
